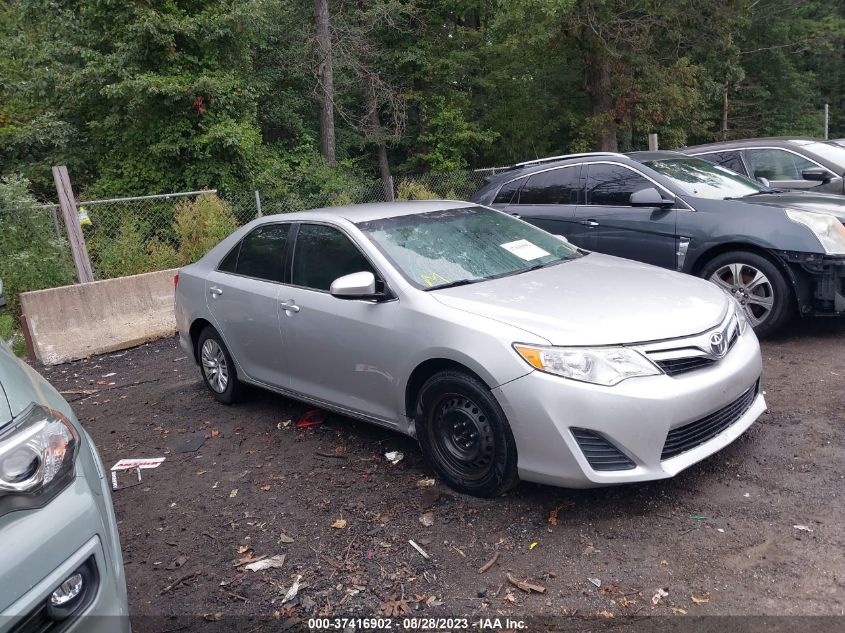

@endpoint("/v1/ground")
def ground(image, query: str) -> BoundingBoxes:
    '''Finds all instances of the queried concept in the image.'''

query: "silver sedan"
[175,201,766,497]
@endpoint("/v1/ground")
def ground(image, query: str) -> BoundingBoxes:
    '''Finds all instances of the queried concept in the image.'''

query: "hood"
[740,191,845,222]
[431,253,729,346]
[0,344,67,428]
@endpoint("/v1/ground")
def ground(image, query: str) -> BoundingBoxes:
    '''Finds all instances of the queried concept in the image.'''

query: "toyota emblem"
[709,331,727,358]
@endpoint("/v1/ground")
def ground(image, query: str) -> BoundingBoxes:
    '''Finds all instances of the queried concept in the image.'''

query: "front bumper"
[0,434,130,633]
[494,327,765,488]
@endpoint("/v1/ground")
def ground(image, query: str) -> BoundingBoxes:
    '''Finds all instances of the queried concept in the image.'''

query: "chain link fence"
[2,169,495,296]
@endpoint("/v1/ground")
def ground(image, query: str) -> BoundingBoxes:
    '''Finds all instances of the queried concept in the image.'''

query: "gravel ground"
[39,318,845,630]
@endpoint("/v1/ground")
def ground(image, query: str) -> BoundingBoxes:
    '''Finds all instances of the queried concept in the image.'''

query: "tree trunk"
[314,0,336,166]
[721,86,729,141]
[365,76,393,201]
[586,54,617,151]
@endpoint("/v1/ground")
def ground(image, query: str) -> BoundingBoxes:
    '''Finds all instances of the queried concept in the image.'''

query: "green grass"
[0,311,26,357]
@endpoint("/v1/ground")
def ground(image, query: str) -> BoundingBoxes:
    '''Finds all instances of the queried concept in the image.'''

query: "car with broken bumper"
[473,152,845,336]
[175,201,766,497]
[0,342,130,632]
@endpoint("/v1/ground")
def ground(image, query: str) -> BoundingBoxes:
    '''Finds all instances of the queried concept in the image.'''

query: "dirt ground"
[39,318,845,630]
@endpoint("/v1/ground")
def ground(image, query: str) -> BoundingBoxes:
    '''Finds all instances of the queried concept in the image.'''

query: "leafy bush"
[0,175,75,316]
[396,179,439,200]
[90,216,179,278]
[173,193,238,264]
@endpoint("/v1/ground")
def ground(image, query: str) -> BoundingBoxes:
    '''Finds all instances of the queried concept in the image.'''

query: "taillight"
[174,273,179,289]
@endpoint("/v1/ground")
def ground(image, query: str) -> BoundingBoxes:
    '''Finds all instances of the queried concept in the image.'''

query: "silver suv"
[0,342,130,631]
[175,201,766,497]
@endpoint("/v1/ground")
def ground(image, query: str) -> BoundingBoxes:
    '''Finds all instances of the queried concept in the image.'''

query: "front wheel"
[699,251,794,338]
[416,371,519,497]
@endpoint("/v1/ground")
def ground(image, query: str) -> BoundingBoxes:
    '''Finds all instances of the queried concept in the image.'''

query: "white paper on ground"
[500,239,550,261]
[111,457,166,471]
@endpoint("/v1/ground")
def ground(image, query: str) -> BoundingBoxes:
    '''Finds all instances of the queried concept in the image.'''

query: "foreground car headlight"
[785,209,845,255]
[0,404,78,506]
[513,344,660,386]
[721,288,748,334]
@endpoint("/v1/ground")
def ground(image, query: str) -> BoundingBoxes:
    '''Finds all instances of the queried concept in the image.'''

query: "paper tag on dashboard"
[500,239,550,261]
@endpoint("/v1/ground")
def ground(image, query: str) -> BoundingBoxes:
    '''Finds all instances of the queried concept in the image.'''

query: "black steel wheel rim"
[427,394,495,481]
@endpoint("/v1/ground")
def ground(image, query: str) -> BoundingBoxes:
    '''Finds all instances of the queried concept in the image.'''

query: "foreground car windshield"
[357,206,582,289]
[645,157,765,199]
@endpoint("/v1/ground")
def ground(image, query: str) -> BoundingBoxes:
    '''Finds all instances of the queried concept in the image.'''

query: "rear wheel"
[699,251,793,337]
[197,326,242,404]
[416,370,519,498]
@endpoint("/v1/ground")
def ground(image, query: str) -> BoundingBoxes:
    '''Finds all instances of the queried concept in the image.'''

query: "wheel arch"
[404,358,492,420]
[189,318,215,362]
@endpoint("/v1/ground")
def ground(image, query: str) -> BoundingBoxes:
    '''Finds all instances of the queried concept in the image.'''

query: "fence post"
[648,134,659,151]
[52,166,94,283]
[255,190,263,217]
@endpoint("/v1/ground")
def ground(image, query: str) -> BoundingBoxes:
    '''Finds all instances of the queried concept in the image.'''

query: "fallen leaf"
[652,588,669,605]
[671,607,688,615]
[204,613,223,622]
[331,518,347,529]
[229,489,238,498]
[417,478,435,487]
[548,508,559,526]
[503,590,518,604]
[691,592,711,605]
[260,485,272,491]
[237,545,250,554]
[380,595,412,616]
[211,429,221,438]
[278,533,295,544]
[529,541,538,550]
[618,596,637,608]
[419,512,434,527]
[596,610,614,619]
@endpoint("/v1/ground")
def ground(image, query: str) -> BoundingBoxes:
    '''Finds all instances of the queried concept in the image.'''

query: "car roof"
[486,152,637,183]
[683,137,822,152]
[258,200,477,224]
[627,150,689,161]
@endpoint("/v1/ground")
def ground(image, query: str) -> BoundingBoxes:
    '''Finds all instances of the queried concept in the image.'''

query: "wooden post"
[648,133,659,151]
[52,166,94,283]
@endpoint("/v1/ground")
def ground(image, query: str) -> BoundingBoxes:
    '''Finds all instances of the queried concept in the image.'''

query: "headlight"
[785,209,845,255]
[513,344,660,386]
[720,288,748,334]
[0,404,78,505]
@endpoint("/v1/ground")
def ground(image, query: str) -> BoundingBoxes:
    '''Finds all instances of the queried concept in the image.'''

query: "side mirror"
[330,271,377,299]
[630,187,675,207]
[756,176,770,188]
[801,167,831,183]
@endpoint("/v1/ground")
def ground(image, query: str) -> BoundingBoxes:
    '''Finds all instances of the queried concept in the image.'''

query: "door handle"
[280,299,300,313]
[209,286,223,298]
[580,219,600,227]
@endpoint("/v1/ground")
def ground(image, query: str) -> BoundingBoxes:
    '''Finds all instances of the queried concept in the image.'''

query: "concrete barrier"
[20,269,179,365]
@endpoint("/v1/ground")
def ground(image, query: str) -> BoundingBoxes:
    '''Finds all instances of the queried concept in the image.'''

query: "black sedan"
[680,137,845,194]
[472,151,845,336]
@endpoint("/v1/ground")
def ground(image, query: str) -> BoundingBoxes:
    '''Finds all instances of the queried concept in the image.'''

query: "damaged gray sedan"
[175,201,765,497]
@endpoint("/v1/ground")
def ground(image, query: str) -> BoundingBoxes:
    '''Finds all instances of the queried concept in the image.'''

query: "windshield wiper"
[424,278,480,291]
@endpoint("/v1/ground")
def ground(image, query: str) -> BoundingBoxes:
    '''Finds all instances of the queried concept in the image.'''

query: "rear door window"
[585,164,653,206]
[518,166,582,205]
[231,224,290,282]
[292,224,375,291]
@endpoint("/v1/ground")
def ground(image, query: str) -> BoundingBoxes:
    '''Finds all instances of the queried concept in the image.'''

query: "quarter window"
[232,224,290,282]
[493,177,525,205]
[747,149,817,181]
[698,151,747,175]
[292,224,375,291]
[586,164,653,206]
[518,167,581,205]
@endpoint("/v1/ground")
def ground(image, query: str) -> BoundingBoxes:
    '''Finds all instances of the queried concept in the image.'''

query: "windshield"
[357,206,582,289]
[645,157,765,199]
[798,141,845,169]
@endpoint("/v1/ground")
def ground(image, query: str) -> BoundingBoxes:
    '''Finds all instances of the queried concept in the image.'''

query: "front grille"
[572,428,636,471]
[661,382,759,460]
[655,356,716,376]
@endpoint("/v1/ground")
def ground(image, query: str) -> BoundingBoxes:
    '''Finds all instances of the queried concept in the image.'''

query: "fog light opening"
[49,572,84,607]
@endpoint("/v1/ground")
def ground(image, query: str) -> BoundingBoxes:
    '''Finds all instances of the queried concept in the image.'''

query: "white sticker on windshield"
[500,239,550,261]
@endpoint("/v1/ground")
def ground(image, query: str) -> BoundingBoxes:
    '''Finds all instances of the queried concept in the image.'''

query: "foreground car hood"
[431,254,729,346]
[741,191,845,222]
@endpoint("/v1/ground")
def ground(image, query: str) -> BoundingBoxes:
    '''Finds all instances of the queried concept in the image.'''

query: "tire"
[699,250,794,338]
[197,326,242,404]
[416,370,519,498]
